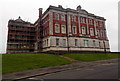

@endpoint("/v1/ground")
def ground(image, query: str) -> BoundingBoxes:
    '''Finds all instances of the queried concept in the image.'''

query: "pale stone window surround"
[61,25,66,34]
[89,19,93,25]
[81,26,86,34]
[80,17,85,23]
[50,38,52,46]
[55,24,60,33]
[63,39,66,47]
[97,30,100,37]
[75,39,78,47]
[96,21,99,26]
[72,25,77,34]
[55,13,59,20]
[90,28,94,36]
[43,40,46,47]
[72,15,76,22]
[84,40,89,47]
[61,14,65,21]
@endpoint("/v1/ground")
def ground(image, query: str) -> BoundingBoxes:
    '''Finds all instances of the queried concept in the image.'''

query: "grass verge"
[63,53,120,62]
[2,53,72,74]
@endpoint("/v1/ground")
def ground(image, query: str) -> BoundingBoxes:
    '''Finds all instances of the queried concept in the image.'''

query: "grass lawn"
[2,53,72,74]
[64,53,120,62]
[2,53,120,74]
[0,54,1,74]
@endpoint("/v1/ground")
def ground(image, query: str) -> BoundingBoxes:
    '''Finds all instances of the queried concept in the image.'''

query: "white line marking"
[28,77,36,79]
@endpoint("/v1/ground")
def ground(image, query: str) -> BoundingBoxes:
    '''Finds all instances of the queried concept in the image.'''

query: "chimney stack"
[76,5,81,11]
[39,8,42,18]
[58,5,63,9]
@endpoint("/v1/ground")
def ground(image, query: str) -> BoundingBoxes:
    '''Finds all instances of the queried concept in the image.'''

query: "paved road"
[20,63,118,80]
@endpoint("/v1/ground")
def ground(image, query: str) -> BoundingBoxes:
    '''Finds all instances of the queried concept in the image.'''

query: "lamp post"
[65,12,70,53]
[67,32,72,53]
[67,33,70,53]
[103,41,106,53]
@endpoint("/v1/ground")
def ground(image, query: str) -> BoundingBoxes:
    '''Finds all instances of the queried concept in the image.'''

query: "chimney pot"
[76,5,82,11]
[39,8,43,17]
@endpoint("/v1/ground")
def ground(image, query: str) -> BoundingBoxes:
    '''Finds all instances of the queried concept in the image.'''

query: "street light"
[103,41,106,53]
[67,32,72,53]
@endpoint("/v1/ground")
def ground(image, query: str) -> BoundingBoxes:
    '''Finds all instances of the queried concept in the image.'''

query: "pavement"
[2,58,119,81]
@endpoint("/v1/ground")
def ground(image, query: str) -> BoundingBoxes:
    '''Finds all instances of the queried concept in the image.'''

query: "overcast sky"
[0,0,119,53]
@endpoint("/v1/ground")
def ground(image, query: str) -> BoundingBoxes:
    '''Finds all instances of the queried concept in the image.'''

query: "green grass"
[2,53,120,74]
[2,53,72,74]
[0,54,2,74]
[64,53,120,62]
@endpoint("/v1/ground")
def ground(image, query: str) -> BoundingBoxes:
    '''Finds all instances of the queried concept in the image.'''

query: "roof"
[9,16,34,25]
[15,16,25,22]
[42,5,106,20]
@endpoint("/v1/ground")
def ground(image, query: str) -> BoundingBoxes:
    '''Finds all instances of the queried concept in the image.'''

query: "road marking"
[28,77,36,79]
[28,77,44,81]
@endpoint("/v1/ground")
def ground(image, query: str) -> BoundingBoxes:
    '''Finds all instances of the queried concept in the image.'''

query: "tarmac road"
[23,62,118,80]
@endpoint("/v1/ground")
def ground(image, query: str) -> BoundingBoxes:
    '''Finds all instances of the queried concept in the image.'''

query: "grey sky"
[0,0,119,53]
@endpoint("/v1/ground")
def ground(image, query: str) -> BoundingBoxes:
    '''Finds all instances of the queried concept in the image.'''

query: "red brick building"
[7,5,110,53]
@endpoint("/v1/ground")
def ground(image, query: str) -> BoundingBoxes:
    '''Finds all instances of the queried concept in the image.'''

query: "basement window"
[56,38,59,46]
